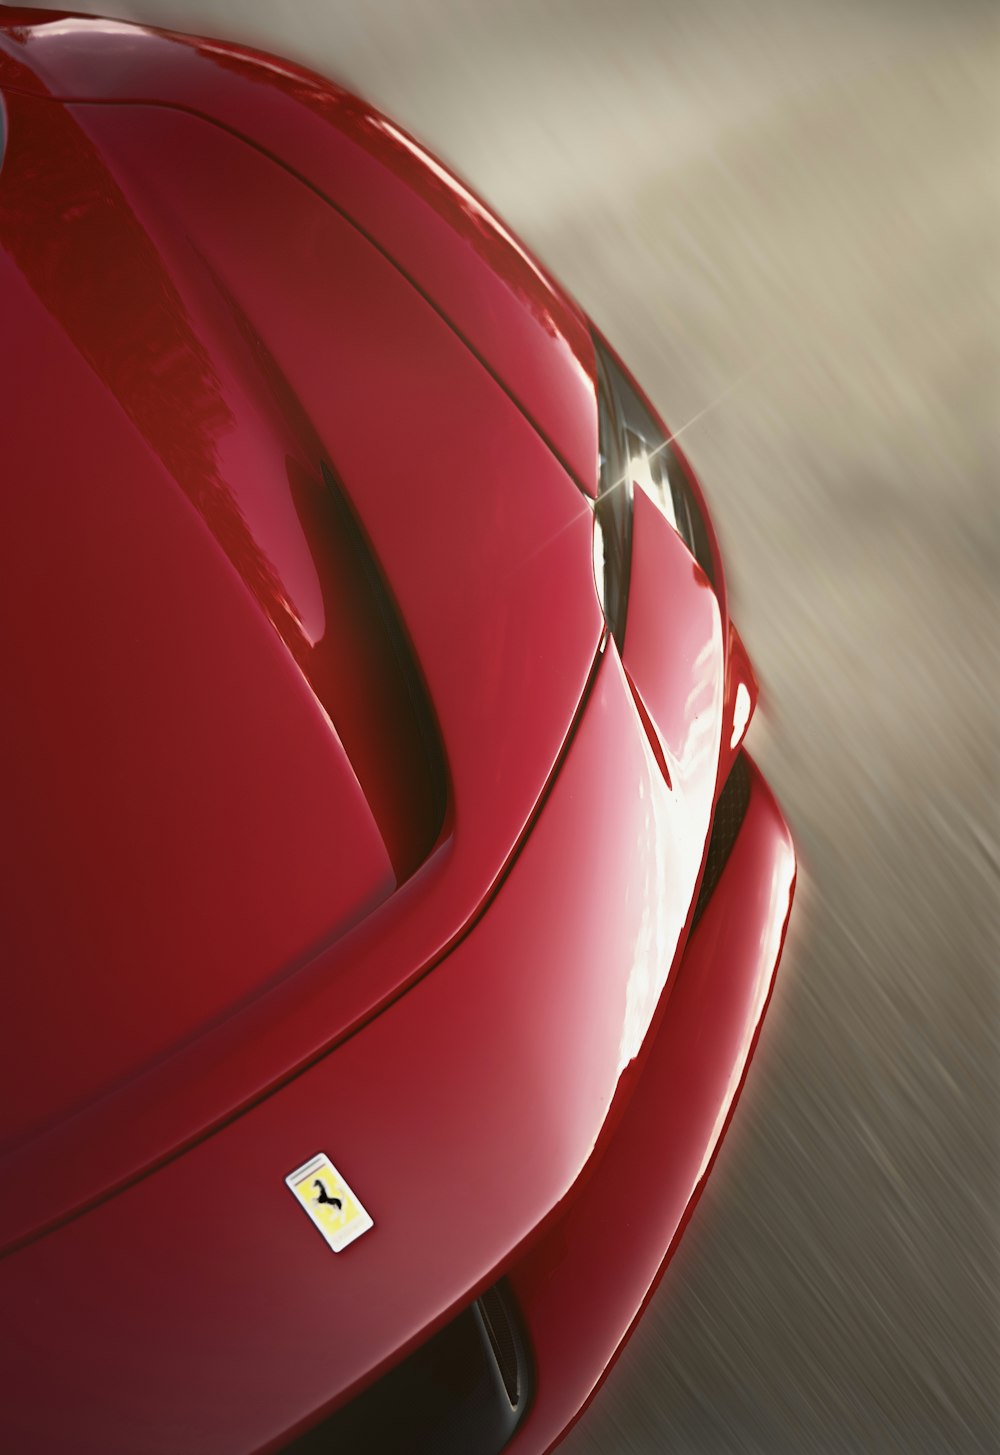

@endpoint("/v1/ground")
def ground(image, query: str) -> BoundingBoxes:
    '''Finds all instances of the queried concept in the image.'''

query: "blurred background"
[21,1,997,1449]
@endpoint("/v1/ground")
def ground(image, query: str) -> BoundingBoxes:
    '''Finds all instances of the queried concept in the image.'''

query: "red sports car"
[0,9,796,1453]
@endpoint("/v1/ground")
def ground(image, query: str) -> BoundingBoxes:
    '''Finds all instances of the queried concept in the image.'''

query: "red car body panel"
[0,87,605,1250]
[0,11,796,1453]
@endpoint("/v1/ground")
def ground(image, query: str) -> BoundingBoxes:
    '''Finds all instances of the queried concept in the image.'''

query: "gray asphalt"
[20,1,998,1450]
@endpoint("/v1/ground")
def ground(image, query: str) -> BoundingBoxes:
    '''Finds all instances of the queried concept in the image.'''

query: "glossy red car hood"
[0,34,603,1237]
[0,8,599,488]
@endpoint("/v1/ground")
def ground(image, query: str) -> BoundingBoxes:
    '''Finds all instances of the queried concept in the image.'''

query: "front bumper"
[281,750,795,1455]
[504,749,794,1453]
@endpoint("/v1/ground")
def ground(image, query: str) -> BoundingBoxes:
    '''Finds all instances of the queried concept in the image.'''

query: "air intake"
[284,1279,532,1454]
[319,462,447,880]
[477,1281,523,1408]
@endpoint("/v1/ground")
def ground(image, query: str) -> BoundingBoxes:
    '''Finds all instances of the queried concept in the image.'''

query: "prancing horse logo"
[313,1178,342,1211]
[285,1152,374,1252]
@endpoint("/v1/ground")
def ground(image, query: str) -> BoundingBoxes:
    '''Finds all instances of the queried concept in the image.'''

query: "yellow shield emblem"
[285,1152,374,1253]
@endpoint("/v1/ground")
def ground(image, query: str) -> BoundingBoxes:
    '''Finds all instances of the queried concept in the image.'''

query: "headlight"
[592,334,716,647]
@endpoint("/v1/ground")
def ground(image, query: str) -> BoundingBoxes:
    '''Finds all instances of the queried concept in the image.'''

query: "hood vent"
[285,1279,532,1454]
[318,462,447,881]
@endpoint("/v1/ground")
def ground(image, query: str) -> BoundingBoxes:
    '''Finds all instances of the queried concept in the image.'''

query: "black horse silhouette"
[313,1178,343,1211]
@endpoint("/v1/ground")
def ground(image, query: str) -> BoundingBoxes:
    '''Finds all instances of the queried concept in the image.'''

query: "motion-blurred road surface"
[20,1,998,1450]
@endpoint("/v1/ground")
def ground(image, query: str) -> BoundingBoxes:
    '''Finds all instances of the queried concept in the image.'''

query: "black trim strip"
[692,753,752,928]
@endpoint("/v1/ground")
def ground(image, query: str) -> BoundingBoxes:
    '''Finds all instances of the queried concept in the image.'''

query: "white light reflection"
[604,351,774,522]
[591,507,607,617]
[731,681,753,750]
[617,723,699,1073]
[28,19,142,40]
[525,354,774,571]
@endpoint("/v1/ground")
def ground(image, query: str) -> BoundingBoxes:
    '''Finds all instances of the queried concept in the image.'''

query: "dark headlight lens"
[592,334,715,646]
[593,344,633,647]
